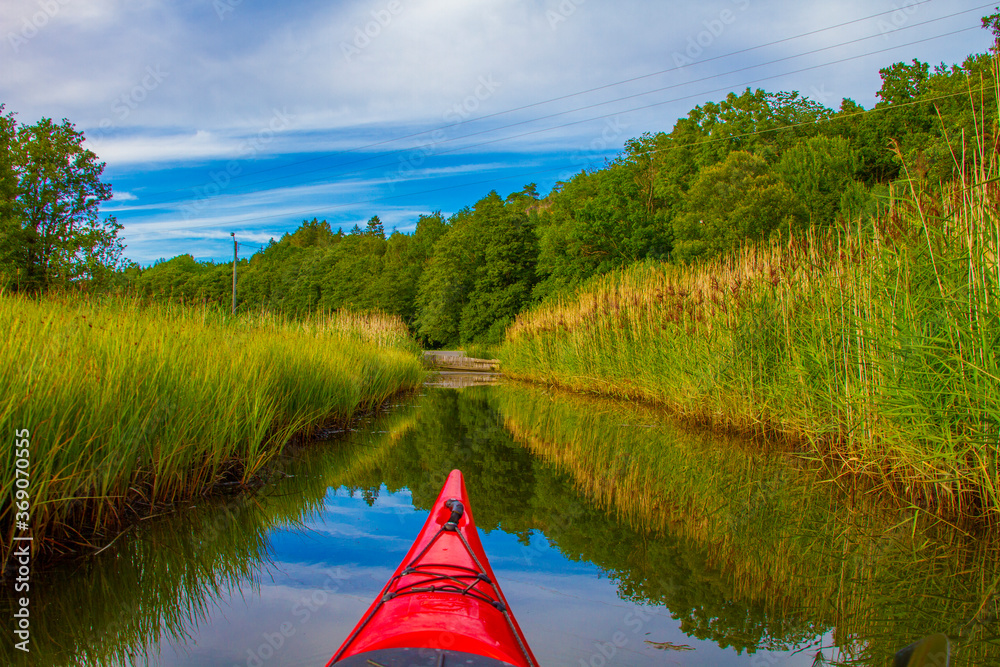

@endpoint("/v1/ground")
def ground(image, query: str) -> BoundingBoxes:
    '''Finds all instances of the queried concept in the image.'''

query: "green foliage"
[374,212,447,325]
[876,59,930,105]
[414,207,477,346]
[983,7,1000,42]
[672,151,798,261]
[0,294,424,567]
[287,217,339,248]
[413,189,540,346]
[136,254,233,305]
[460,190,539,344]
[364,214,385,239]
[0,107,18,277]
[502,148,1000,524]
[534,139,670,301]
[105,39,1000,350]
[0,114,122,292]
[775,135,860,227]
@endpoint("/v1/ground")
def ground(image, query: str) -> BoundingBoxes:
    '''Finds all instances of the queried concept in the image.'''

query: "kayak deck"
[327,470,536,667]
[333,647,521,666]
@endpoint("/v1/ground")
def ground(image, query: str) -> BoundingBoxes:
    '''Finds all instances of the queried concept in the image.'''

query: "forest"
[2,35,998,348]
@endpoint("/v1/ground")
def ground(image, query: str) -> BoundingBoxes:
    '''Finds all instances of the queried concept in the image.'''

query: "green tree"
[365,215,385,239]
[415,208,478,346]
[287,218,337,248]
[673,88,833,169]
[317,232,386,311]
[983,7,1000,51]
[871,59,934,169]
[2,116,121,292]
[876,59,929,105]
[534,142,670,301]
[0,107,18,279]
[370,213,447,324]
[461,188,539,343]
[775,136,859,228]
[673,151,798,261]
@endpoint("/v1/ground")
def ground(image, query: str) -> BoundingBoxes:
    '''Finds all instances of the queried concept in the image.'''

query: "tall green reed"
[502,86,1000,524]
[492,381,1000,665]
[0,295,423,567]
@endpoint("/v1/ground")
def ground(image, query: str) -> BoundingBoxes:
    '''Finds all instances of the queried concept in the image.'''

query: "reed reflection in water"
[2,384,996,666]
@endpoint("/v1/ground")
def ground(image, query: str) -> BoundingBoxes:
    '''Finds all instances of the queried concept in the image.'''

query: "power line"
[126,22,982,230]
[120,2,992,209]
[133,82,993,235]
[406,26,979,158]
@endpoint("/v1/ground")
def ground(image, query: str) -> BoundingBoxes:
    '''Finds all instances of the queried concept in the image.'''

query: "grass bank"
[0,295,424,567]
[502,150,1000,524]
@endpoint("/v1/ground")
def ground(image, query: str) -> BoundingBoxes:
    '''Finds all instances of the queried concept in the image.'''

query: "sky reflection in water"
[5,382,994,666]
[151,481,822,667]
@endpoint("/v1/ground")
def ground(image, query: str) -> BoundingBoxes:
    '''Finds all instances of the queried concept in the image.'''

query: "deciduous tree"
[2,116,121,292]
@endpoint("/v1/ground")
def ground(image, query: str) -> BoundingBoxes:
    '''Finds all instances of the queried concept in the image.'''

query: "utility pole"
[231,232,237,315]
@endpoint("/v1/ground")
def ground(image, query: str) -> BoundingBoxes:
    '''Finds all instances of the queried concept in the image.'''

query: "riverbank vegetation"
[87,42,1000,354]
[502,130,1000,523]
[4,381,996,665]
[488,384,999,665]
[2,18,998,541]
[0,294,423,567]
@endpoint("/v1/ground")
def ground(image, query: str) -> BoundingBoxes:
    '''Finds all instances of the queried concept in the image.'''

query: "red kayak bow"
[326,469,538,667]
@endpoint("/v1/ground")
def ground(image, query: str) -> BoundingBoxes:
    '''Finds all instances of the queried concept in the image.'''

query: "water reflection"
[488,382,1000,666]
[1,384,997,666]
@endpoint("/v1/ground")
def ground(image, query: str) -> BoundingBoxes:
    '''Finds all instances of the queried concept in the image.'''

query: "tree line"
[4,23,998,347]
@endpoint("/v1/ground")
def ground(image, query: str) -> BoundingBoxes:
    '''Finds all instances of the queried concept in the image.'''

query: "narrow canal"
[4,378,998,666]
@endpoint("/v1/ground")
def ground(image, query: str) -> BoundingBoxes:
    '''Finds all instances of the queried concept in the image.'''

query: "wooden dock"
[422,351,500,372]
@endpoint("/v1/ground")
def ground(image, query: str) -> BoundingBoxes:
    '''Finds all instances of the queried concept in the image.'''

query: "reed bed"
[503,131,1000,524]
[0,390,423,667]
[0,295,423,567]
[492,382,1000,665]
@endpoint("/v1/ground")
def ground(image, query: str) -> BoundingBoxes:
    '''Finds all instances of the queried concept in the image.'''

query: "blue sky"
[1,0,994,264]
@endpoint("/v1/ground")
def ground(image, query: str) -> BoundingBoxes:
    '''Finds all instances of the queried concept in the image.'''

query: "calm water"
[4,379,999,666]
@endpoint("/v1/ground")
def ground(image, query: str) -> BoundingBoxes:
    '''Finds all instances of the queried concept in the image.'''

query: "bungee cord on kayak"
[327,470,538,667]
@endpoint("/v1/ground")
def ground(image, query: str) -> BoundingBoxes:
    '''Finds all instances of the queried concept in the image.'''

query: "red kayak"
[326,469,538,667]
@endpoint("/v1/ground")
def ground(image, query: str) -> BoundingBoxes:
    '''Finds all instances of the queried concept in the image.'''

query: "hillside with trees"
[4,31,998,348]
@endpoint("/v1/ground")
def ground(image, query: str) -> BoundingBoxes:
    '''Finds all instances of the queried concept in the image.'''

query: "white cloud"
[84,130,231,164]
[2,0,995,265]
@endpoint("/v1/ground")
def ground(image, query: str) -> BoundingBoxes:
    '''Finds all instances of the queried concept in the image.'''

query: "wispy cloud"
[2,0,992,263]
